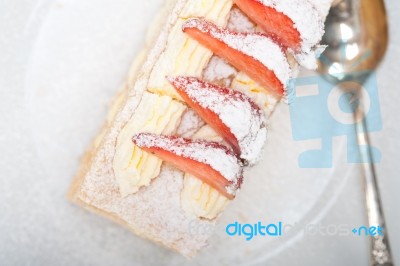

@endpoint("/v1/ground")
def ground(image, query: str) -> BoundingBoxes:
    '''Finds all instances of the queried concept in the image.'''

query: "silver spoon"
[317,0,392,265]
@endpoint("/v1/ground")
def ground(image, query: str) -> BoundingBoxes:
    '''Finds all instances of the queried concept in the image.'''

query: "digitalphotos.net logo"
[187,220,386,241]
[224,221,385,241]
[287,48,382,168]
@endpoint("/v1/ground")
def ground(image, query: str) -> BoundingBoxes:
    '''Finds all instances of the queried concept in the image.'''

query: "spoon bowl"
[318,0,388,83]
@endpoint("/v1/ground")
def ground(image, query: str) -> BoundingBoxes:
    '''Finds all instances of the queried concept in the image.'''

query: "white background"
[0,0,399,265]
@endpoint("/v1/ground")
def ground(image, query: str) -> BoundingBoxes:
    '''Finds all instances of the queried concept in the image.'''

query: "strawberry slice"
[234,0,325,65]
[234,0,301,50]
[167,76,267,165]
[132,133,243,199]
[182,18,291,97]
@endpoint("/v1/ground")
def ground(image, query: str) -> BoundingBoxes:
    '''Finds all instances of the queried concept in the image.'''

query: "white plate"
[21,0,360,265]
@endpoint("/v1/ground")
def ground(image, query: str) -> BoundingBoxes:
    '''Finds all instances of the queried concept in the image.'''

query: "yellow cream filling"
[147,0,233,100]
[113,92,186,196]
[113,0,233,198]
[231,72,279,118]
[181,125,229,219]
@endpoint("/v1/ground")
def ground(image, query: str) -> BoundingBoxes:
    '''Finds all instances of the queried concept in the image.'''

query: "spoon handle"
[355,109,393,266]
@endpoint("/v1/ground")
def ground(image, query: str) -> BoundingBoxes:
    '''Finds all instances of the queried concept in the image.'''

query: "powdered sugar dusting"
[183,18,291,87]
[132,133,243,195]
[203,56,237,87]
[176,108,205,137]
[308,0,334,18]
[170,76,267,165]
[227,7,256,33]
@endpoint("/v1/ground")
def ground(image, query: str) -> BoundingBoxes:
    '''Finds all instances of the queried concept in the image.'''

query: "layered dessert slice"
[69,0,333,257]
